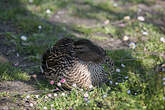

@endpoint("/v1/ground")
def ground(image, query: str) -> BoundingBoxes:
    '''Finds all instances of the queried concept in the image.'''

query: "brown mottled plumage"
[41,38,114,89]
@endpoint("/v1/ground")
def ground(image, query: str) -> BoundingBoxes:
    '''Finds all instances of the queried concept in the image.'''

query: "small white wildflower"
[26,95,30,99]
[137,16,145,21]
[46,9,51,14]
[20,35,27,41]
[38,25,42,30]
[61,93,65,96]
[80,89,84,91]
[109,80,113,84]
[57,82,61,86]
[162,68,165,71]
[123,35,129,41]
[50,104,54,107]
[163,82,165,86]
[103,94,107,98]
[163,77,165,81]
[48,94,52,97]
[45,96,48,99]
[163,97,165,100]
[142,31,148,35]
[84,97,88,101]
[129,42,136,49]
[134,92,137,95]
[35,95,39,98]
[160,37,165,43]
[29,103,33,107]
[138,8,142,12]
[124,16,130,20]
[89,85,93,89]
[29,0,33,3]
[116,68,120,72]
[54,93,57,97]
[121,64,125,68]
[115,82,118,85]
[125,76,128,79]
[127,90,131,94]
[72,83,77,88]
[84,92,89,98]
[43,106,47,110]
[104,20,109,25]
[113,3,118,7]
[16,53,19,57]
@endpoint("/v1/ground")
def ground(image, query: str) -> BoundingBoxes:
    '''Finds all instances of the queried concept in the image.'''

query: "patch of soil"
[0,81,35,94]
[0,81,36,110]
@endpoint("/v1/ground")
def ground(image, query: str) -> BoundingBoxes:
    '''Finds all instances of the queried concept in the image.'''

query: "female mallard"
[41,38,114,89]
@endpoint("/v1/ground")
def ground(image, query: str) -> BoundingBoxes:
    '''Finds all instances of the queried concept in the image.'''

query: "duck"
[41,38,114,90]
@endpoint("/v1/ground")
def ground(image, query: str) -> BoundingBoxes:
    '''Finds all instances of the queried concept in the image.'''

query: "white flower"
[125,76,128,79]
[38,25,42,30]
[129,42,136,49]
[80,89,83,91]
[163,97,165,100]
[84,97,88,102]
[163,77,165,81]
[115,82,118,85]
[45,96,48,99]
[26,95,30,99]
[134,92,137,95]
[35,95,39,98]
[127,90,131,94]
[104,20,109,25]
[43,106,47,110]
[116,68,120,72]
[138,9,142,12]
[84,92,89,98]
[72,83,77,88]
[46,9,51,14]
[109,80,113,84]
[89,85,93,89]
[162,68,165,71]
[50,104,54,107]
[121,64,125,68]
[160,37,165,43]
[113,3,118,7]
[16,53,19,57]
[30,103,33,107]
[142,31,148,35]
[57,82,61,86]
[124,16,130,20]
[54,93,57,97]
[48,94,52,97]
[103,94,107,98]
[29,0,33,3]
[123,35,129,41]
[20,35,27,41]
[163,82,165,86]
[137,16,145,21]
[61,93,65,96]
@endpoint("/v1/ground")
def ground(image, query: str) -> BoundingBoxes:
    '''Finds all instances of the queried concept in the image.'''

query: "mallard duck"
[41,38,114,89]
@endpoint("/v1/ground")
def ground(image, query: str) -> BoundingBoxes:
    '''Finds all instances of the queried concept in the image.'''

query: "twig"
[24,89,59,95]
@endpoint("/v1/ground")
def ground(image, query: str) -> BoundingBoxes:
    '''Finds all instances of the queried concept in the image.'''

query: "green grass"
[0,0,165,109]
[0,63,30,81]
